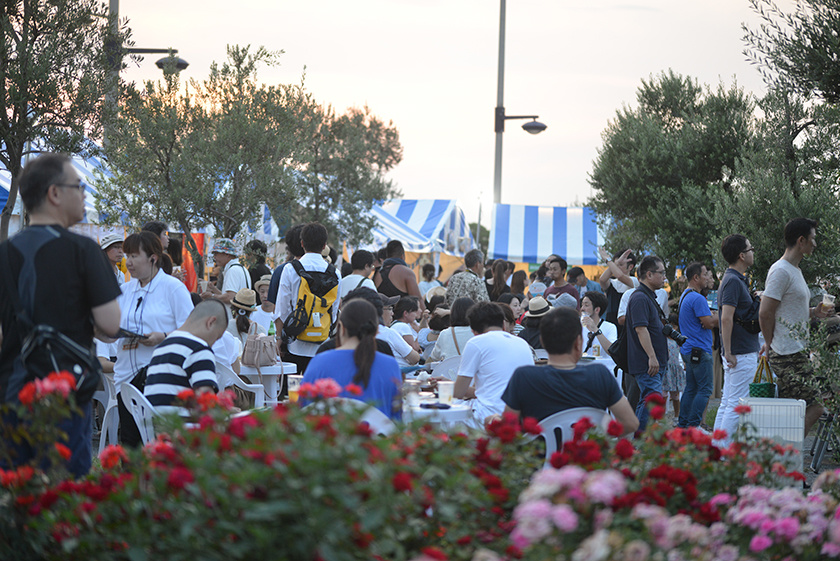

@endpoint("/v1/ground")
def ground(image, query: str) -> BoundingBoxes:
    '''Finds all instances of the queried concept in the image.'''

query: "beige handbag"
[241,323,277,368]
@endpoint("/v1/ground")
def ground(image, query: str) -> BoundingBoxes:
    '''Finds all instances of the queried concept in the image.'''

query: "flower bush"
[0,378,541,561]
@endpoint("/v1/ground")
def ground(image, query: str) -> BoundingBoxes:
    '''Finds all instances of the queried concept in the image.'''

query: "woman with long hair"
[302,299,403,419]
[429,297,475,361]
[228,288,266,348]
[114,231,194,447]
[485,259,511,301]
[497,292,525,334]
[510,270,528,296]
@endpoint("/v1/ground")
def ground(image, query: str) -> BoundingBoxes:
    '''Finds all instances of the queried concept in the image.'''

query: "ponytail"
[490,259,507,300]
[340,299,381,388]
[232,306,251,335]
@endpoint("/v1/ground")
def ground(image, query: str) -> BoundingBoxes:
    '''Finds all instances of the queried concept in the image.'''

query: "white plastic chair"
[530,407,609,468]
[432,356,462,381]
[533,349,549,361]
[120,384,157,446]
[304,397,396,436]
[215,361,266,408]
[93,372,120,454]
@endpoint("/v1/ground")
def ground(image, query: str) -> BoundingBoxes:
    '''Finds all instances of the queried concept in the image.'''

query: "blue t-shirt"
[502,362,622,422]
[302,349,403,419]
[678,289,713,354]
[626,286,669,375]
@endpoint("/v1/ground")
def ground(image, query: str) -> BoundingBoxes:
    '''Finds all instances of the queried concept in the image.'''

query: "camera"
[662,324,687,346]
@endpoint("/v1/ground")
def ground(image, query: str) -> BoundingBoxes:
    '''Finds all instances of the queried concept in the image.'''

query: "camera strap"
[640,283,667,324]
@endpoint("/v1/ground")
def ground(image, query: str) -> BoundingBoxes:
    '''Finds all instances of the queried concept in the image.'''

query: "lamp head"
[522,119,547,135]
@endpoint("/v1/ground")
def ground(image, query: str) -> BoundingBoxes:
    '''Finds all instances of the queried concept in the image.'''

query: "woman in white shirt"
[580,291,617,356]
[114,231,193,447]
[227,288,266,348]
[429,297,475,362]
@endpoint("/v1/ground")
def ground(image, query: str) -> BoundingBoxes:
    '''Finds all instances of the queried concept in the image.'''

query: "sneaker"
[698,423,713,435]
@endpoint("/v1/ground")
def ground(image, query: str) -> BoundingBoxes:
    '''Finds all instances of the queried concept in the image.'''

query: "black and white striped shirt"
[144,331,219,416]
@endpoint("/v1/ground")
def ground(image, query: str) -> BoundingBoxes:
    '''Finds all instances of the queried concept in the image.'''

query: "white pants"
[714,352,759,447]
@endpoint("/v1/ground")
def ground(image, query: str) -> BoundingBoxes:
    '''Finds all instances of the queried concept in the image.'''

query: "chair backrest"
[432,356,462,381]
[535,407,609,468]
[121,384,157,445]
[303,397,396,436]
[215,361,266,408]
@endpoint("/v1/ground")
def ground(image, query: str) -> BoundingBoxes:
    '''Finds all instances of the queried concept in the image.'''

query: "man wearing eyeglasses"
[714,234,759,446]
[0,153,121,477]
[625,255,668,431]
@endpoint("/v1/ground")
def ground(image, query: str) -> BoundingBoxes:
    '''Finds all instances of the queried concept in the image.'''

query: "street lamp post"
[493,0,547,205]
[103,0,188,148]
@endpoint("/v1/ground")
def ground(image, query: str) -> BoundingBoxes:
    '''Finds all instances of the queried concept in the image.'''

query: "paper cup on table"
[823,293,836,308]
[437,381,455,404]
[287,375,303,403]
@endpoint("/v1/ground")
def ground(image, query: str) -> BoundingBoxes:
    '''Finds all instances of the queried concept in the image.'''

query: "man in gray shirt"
[759,218,834,438]
[714,234,760,446]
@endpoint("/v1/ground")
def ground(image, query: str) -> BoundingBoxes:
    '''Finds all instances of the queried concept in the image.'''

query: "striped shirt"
[144,331,219,416]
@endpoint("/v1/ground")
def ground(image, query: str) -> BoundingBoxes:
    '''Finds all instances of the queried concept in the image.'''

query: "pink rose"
[749,535,772,552]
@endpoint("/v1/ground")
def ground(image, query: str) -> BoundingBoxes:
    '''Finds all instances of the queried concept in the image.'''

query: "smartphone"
[116,327,148,339]
[420,403,451,410]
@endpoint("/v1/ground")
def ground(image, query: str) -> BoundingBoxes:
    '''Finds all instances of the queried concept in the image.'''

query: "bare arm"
[404,348,420,365]
[720,304,737,368]
[699,310,719,329]
[608,397,639,436]
[454,375,476,399]
[634,326,659,375]
[759,296,780,353]
[402,334,421,352]
[91,300,121,338]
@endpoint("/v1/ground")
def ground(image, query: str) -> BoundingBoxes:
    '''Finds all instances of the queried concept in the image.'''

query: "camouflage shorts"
[767,349,820,405]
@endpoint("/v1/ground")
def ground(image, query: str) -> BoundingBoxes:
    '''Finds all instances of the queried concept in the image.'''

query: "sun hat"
[524,297,551,318]
[553,293,578,309]
[99,233,123,250]
[378,293,400,307]
[529,282,547,298]
[231,288,257,312]
[211,238,238,256]
[425,285,447,304]
[254,274,272,290]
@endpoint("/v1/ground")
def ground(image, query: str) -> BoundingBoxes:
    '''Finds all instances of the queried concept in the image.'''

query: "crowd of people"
[0,153,834,478]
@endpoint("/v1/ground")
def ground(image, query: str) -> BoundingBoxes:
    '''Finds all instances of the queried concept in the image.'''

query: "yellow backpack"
[283,261,339,343]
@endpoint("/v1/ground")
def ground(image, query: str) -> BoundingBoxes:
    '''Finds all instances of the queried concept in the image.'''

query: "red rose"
[645,393,666,406]
[166,467,194,490]
[733,404,751,415]
[345,383,363,396]
[18,383,36,406]
[615,438,635,459]
[521,417,542,435]
[649,406,665,420]
[712,429,727,440]
[54,443,72,461]
[420,546,448,560]
[572,417,594,440]
[607,420,624,437]
[392,472,413,492]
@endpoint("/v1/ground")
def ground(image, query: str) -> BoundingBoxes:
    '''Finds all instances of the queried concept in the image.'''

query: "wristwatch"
[594,329,602,336]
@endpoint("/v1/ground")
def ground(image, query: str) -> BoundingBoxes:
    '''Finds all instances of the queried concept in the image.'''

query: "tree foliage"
[97,45,401,252]
[0,0,132,240]
[745,0,840,103]
[588,69,755,272]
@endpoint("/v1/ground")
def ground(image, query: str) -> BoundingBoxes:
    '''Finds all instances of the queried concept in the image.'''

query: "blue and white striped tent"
[0,141,110,225]
[488,205,605,265]
[380,199,475,257]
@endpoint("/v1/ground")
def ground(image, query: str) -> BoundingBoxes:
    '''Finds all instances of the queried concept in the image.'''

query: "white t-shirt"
[584,319,618,349]
[610,277,639,294]
[212,330,241,388]
[391,321,417,345]
[377,325,414,366]
[429,326,474,362]
[618,287,668,319]
[457,330,534,425]
[764,258,810,355]
[338,273,376,301]
[222,259,251,294]
[113,269,194,393]
[250,308,274,334]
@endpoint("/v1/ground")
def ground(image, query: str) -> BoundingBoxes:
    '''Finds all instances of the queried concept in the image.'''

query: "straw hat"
[231,288,257,312]
[254,274,272,290]
[425,285,447,304]
[524,297,551,318]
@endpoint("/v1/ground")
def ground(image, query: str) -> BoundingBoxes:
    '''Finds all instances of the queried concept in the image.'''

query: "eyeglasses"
[743,247,755,253]
[653,269,666,275]
[55,182,86,192]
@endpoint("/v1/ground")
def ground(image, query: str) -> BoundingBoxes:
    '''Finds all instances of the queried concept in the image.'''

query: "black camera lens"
[662,324,688,346]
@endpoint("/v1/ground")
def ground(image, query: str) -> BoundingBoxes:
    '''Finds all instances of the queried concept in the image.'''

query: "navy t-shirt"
[678,289,713,354]
[502,362,622,421]
[626,286,668,375]
[718,269,760,355]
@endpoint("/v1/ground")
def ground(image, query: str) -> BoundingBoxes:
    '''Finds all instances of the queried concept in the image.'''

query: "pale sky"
[118,0,794,227]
